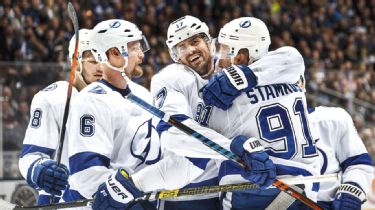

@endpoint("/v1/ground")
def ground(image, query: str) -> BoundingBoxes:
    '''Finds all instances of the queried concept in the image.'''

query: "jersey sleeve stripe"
[276,164,313,176]
[340,153,373,172]
[63,185,87,200]
[218,160,242,177]
[185,157,210,170]
[20,144,55,158]
[69,152,110,175]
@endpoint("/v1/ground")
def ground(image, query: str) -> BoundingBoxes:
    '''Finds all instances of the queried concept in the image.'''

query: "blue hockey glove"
[202,64,257,110]
[92,168,144,210]
[28,158,69,195]
[230,135,276,189]
[332,182,366,210]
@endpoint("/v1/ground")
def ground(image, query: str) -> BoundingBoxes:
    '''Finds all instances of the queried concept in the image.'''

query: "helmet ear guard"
[166,15,211,62]
[218,17,271,64]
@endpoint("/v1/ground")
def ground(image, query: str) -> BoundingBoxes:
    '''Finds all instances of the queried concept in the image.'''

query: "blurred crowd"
[0,0,374,161]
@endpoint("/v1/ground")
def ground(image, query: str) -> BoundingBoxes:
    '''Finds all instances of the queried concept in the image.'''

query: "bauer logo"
[110,21,121,28]
[239,20,251,28]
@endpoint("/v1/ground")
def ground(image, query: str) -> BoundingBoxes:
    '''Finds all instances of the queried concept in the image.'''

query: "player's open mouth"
[189,54,202,66]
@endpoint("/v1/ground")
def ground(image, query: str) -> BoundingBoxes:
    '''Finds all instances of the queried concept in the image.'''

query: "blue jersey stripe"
[276,164,320,192]
[156,114,189,135]
[69,152,110,175]
[185,157,210,170]
[20,144,55,158]
[218,160,242,178]
[275,164,313,176]
[340,153,373,172]
[63,185,86,201]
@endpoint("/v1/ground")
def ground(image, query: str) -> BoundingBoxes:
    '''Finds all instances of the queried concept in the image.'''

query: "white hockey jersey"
[65,79,161,200]
[146,47,320,206]
[19,81,77,184]
[309,106,373,202]
[18,81,78,204]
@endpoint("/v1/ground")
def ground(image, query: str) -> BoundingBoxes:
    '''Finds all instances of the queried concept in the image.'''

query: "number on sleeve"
[80,115,95,137]
[30,109,43,128]
[195,103,212,126]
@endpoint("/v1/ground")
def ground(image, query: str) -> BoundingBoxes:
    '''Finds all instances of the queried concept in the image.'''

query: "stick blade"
[67,2,79,36]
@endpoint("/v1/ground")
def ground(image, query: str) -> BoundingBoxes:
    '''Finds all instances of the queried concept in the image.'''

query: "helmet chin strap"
[104,56,129,77]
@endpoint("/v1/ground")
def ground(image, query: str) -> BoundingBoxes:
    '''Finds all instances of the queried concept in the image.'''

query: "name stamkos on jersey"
[223,65,248,90]
[246,83,303,105]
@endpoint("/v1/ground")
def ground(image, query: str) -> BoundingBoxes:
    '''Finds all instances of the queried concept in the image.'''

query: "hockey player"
[65,19,160,210]
[150,16,321,209]
[18,29,103,205]
[297,69,374,210]
[309,106,373,210]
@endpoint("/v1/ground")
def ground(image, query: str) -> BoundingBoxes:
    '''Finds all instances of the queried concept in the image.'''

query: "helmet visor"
[127,35,150,57]
[171,34,210,61]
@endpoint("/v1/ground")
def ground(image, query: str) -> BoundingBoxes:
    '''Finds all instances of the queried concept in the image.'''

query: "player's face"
[175,35,212,78]
[125,41,144,75]
[81,51,103,84]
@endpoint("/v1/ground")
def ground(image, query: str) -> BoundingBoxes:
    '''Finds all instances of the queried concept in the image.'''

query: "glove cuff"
[105,169,134,204]
[223,65,249,90]
[28,157,47,188]
[223,65,257,91]
[336,183,366,203]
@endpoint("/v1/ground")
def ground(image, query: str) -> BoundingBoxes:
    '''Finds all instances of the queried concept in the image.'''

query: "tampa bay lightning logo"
[131,119,161,168]
[89,85,107,94]
[42,83,57,91]
[239,20,251,28]
[110,21,121,28]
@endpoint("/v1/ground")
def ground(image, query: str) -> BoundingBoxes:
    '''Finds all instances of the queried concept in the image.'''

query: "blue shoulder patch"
[88,85,107,94]
[42,83,58,91]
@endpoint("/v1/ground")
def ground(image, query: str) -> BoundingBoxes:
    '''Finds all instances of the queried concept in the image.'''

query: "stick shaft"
[55,1,79,165]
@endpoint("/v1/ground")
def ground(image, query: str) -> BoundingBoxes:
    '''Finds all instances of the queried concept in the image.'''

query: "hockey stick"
[55,1,79,165]
[265,184,304,210]
[0,174,336,210]
[123,92,324,210]
[0,198,90,210]
[51,1,79,204]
